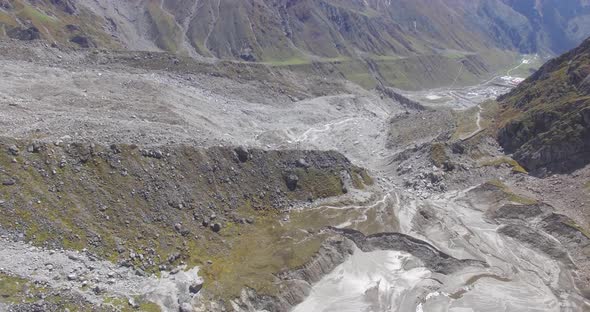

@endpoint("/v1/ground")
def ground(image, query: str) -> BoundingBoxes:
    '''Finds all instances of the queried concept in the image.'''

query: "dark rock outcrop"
[70,35,93,48]
[7,27,41,41]
[329,227,485,274]
[50,0,77,14]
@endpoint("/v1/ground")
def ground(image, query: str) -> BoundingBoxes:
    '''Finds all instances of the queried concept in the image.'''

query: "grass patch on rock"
[479,156,528,174]
[486,179,537,205]
[430,143,449,168]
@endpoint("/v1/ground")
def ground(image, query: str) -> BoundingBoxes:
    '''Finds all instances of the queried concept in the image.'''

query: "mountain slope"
[1,0,589,89]
[497,37,590,175]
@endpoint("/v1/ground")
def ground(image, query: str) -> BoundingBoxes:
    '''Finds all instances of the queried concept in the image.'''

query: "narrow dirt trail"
[461,104,483,140]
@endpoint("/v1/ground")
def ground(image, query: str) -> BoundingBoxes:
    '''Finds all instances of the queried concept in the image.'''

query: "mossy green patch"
[452,106,480,140]
[104,296,161,312]
[486,179,537,205]
[0,11,18,27]
[293,168,344,199]
[563,219,590,239]
[18,4,56,25]
[480,157,528,174]
[146,1,182,53]
[0,274,38,304]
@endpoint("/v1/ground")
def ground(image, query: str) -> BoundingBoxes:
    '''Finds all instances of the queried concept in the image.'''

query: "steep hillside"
[3,0,589,89]
[499,0,590,54]
[497,37,590,175]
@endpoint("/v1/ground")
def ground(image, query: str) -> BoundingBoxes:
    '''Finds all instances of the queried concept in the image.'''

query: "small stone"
[128,298,139,309]
[7,145,19,156]
[210,223,222,233]
[2,179,15,186]
[67,274,77,281]
[296,158,310,168]
[189,282,203,294]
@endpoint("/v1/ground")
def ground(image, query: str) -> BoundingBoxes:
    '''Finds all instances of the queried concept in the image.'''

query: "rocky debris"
[141,149,164,159]
[27,142,42,153]
[0,238,205,311]
[401,167,447,194]
[144,266,202,312]
[174,223,190,236]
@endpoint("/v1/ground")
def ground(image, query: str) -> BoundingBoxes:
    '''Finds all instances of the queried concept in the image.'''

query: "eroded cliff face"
[497,38,590,175]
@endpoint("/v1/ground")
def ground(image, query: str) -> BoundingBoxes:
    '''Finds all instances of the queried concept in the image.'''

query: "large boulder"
[285,174,299,191]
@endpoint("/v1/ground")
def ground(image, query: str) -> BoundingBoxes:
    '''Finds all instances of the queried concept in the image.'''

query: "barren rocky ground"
[0,38,589,312]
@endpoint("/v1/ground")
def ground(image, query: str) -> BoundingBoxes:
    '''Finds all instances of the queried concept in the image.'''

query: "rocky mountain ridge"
[2,0,590,89]
[497,36,590,175]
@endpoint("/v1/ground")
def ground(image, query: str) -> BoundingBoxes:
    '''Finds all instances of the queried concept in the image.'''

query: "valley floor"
[0,40,588,311]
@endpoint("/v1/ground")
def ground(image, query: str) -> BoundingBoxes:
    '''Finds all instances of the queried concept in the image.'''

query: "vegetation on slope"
[497,37,590,174]
[0,138,372,306]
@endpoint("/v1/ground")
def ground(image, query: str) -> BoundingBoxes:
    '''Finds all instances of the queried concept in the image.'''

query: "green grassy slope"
[497,37,590,174]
